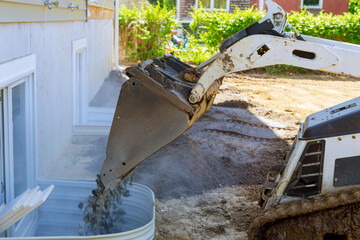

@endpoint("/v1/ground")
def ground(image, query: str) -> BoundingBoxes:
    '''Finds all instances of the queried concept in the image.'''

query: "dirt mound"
[134,105,294,199]
[155,185,262,240]
[214,99,250,109]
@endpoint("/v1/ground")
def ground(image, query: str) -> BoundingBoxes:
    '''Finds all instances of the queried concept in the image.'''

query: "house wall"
[0,0,87,22]
[250,0,300,12]
[252,0,349,14]
[179,0,195,22]
[0,16,113,176]
[323,0,349,14]
[272,0,300,12]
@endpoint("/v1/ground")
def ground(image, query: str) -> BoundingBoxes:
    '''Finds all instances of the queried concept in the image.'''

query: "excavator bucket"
[100,55,221,185]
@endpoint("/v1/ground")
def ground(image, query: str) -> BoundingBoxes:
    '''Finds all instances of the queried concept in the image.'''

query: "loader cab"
[262,96,360,208]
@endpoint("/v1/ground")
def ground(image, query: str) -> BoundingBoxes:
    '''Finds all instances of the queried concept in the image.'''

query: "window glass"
[12,81,28,197]
[0,90,4,207]
[75,50,85,124]
[303,0,320,7]
[214,0,226,9]
[199,0,211,8]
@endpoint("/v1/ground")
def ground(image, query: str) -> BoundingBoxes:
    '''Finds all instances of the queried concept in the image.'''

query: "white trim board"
[86,107,114,126]
[0,185,54,233]
[0,55,36,89]
[0,1,86,23]
[72,125,110,136]
[1,0,86,9]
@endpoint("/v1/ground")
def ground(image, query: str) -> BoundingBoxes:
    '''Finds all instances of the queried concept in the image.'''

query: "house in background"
[176,0,251,22]
[252,0,349,15]
[177,0,349,23]
[0,0,124,237]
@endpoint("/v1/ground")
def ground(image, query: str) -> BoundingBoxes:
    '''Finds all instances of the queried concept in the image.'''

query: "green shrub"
[118,3,360,65]
[177,37,216,65]
[350,0,360,14]
[188,6,360,50]
[175,7,262,64]
[189,7,263,51]
[287,10,360,44]
[118,4,176,62]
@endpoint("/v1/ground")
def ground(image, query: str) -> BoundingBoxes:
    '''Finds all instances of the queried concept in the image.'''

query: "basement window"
[301,0,323,9]
[72,38,88,125]
[0,54,37,237]
[72,37,117,127]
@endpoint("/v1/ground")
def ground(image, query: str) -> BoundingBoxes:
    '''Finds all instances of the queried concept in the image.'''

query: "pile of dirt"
[134,105,296,199]
[155,185,262,240]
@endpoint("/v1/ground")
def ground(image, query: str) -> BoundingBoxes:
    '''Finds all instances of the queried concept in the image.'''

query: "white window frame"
[72,37,114,129]
[195,0,230,11]
[0,54,38,237]
[72,38,88,126]
[301,0,323,9]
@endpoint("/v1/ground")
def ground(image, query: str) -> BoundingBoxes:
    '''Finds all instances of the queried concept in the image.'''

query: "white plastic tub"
[6,179,155,240]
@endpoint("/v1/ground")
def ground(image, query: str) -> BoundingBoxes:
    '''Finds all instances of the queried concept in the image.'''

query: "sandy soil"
[148,70,360,240]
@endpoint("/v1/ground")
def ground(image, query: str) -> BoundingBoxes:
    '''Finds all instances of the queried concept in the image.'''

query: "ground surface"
[149,70,360,240]
[45,69,360,239]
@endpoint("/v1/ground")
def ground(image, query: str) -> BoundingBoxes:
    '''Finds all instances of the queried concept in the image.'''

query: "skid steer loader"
[100,0,360,238]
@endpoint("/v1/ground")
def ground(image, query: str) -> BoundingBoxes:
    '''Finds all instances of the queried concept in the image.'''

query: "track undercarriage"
[249,187,360,240]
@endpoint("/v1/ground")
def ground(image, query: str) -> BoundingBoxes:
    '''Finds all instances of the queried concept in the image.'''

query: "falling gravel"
[78,174,134,236]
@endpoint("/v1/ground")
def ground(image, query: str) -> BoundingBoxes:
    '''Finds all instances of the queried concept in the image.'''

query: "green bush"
[118,3,360,64]
[118,4,176,62]
[187,6,360,50]
[176,38,215,65]
[189,7,263,51]
[174,7,262,64]
[287,10,360,44]
[350,0,360,14]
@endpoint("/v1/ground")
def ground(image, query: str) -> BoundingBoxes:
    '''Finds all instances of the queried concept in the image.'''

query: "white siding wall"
[0,20,113,176]
[87,20,114,104]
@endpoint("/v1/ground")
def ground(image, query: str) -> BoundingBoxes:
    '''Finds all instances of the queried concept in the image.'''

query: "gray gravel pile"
[78,174,134,235]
